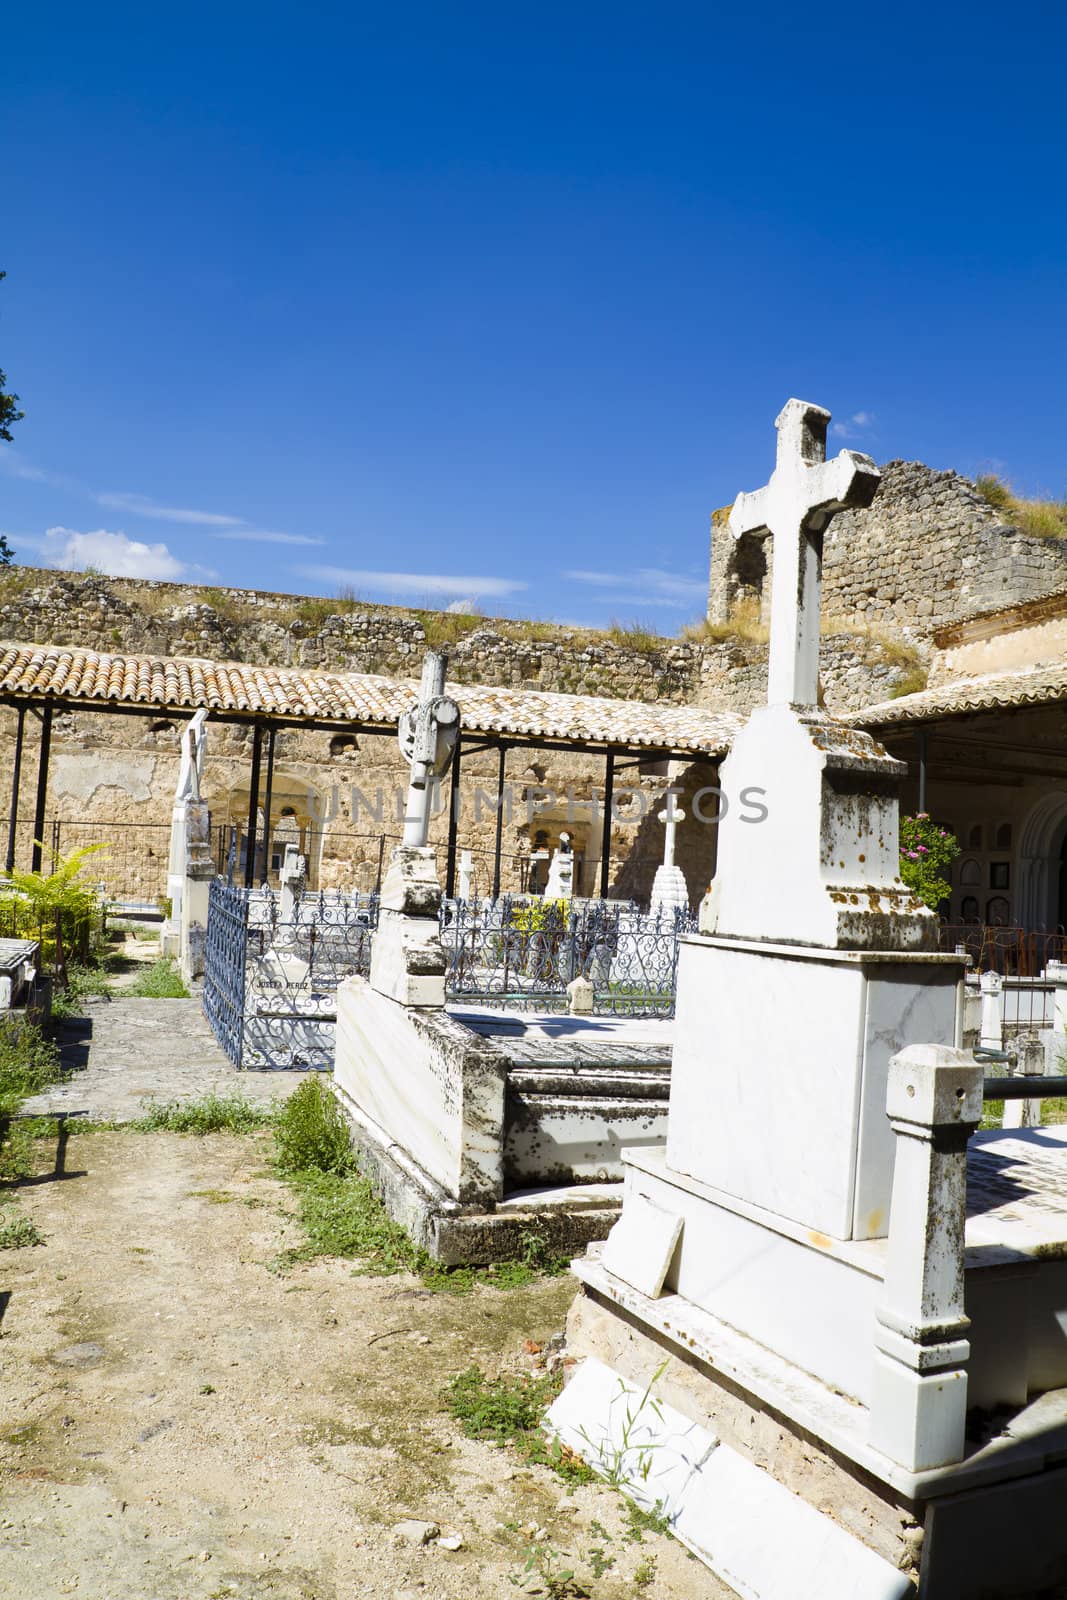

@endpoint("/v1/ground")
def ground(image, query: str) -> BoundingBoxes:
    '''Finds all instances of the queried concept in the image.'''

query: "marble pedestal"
[648,863,689,917]
[550,1124,1067,1598]
[667,934,966,1241]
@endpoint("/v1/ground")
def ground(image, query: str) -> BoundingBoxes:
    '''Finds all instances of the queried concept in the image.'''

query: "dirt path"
[0,1130,731,1600]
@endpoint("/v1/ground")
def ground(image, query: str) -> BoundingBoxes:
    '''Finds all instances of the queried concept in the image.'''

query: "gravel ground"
[0,1128,732,1600]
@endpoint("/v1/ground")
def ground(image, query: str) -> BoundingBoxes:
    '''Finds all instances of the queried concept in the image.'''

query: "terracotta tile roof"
[0,641,740,757]
[851,661,1067,728]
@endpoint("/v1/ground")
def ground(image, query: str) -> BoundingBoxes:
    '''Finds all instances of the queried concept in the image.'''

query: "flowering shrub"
[899,814,959,912]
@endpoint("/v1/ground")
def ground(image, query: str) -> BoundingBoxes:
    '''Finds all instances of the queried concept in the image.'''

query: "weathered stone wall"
[0,569,927,909]
[708,460,1067,643]
[0,568,924,718]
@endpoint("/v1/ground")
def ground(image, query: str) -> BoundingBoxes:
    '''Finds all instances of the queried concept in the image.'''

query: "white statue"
[544,831,575,900]
[175,708,208,804]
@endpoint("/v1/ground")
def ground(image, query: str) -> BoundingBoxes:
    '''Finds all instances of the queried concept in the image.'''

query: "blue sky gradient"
[2,2,1065,626]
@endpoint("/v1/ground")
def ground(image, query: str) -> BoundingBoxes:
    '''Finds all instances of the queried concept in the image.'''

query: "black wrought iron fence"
[203,879,378,1070]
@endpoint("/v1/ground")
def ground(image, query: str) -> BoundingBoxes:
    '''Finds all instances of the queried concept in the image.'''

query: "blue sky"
[2,2,1065,628]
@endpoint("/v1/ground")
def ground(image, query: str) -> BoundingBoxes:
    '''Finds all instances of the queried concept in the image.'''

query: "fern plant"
[1,842,108,972]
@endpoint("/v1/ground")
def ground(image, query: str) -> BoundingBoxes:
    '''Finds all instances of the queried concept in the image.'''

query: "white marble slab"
[601,1191,683,1298]
[667,937,959,1240]
[546,1357,911,1600]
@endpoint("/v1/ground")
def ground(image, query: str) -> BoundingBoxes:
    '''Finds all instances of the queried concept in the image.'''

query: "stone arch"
[218,772,326,887]
[1017,791,1067,931]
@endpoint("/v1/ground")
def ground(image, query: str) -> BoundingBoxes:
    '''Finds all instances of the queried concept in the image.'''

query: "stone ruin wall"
[0,567,930,909]
[0,567,921,718]
[709,459,1067,651]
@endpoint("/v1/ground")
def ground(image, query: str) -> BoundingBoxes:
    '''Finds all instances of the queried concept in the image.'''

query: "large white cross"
[729,399,880,707]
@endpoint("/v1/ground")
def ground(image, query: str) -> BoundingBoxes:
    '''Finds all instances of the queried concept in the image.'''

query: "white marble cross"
[658,792,684,870]
[729,399,880,707]
[397,650,461,847]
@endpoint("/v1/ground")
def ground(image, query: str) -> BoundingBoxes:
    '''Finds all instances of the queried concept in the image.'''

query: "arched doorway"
[1017,792,1067,931]
[218,775,325,887]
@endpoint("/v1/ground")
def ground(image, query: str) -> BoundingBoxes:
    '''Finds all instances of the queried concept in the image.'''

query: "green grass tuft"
[0,1016,62,1119]
[443,1365,594,1483]
[131,1094,278,1135]
[273,1075,353,1176]
[275,1168,426,1275]
[50,961,112,1020]
[125,957,189,998]
[0,1211,44,1248]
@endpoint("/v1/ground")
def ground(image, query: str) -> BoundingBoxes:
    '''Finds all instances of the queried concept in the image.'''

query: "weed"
[624,1497,672,1541]
[889,665,929,699]
[0,1211,44,1248]
[683,596,767,646]
[607,618,662,653]
[415,608,484,648]
[575,1363,668,1490]
[125,957,189,998]
[273,1076,353,1176]
[199,1383,216,1395]
[294,595,341,628]
[130,1094,278,1135]
[588,1546,614,1577]
[446,1364,561,1444]
[0,1016,62,1119]
[274,1169,424,1275]
[189,1188,236,1204]
[50,961,112,1020]
[975,474,1014,513]
[443,1365,592,1484]
[510,1542,588,1596]
[632,1556,656,1588]
[271,1088,567,1290]
[974,474,1067,540]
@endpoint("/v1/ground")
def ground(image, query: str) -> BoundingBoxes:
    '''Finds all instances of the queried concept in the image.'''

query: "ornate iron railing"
[204,884,692,1069]
[203,880,378,1070]
[440,897,693,1017]
[202,879,249,1067]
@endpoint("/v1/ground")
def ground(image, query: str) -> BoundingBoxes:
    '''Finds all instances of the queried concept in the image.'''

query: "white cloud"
[445,597,480,614]
[217,529,326,546]
[0,448,49,483]
[299,565,527,600]
[91,491,243,527]
[564,567,706,609]
[41,526,187,581]
[831,411,877,440]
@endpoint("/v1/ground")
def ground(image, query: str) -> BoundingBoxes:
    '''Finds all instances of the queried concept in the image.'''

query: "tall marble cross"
[397,650,461,847]
[729,399,880,707]
[659,791,684,869]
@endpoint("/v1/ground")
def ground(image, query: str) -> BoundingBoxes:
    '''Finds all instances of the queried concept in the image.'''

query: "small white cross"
[729,400,880,707]
[658,791,685,869]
